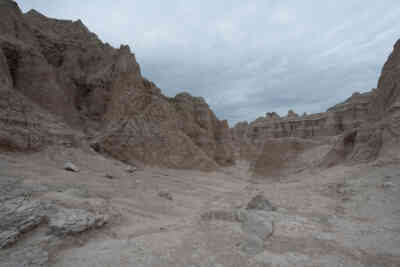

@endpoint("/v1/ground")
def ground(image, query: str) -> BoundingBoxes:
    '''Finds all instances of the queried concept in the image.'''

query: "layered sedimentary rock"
[172,93,234,166]
[236,39,399,176]
[0,0,397,173]
[0,0,234,170]
[232,91,373,151]
[252,138,331,178]
[319,40,400,166]
[0,1,75,151]
[349,39,400,163]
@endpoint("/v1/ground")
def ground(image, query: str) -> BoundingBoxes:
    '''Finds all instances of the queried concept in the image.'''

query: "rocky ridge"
[232,40,400,176]
[1,0,397,173]
[0,0,234,170]
[232,91,373,153]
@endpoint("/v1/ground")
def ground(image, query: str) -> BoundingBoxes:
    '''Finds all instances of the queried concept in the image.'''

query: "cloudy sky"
[19,1,399,124]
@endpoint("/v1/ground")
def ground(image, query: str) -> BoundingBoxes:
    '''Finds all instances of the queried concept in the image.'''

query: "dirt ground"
[1,146,399,267]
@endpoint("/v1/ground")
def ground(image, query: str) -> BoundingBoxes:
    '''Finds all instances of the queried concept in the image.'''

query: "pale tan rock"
[172,92,235,166]
[252,138,329,178]
[233,41,400,171]
[319,39,400,166]
[0,2,234,170]
[49,208,108,236]
[233,91,374,153]
[64,162,79,172]
[1,0,398,173]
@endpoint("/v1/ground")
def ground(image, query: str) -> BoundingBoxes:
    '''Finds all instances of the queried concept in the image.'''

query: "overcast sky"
[19,1,399,125]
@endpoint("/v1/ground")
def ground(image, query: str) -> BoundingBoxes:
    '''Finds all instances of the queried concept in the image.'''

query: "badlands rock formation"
[233,40,400,177]
[232,91,373,152]
[358,39,400,163]
[1,1,400,267]
[231,92,372,176]
[0,0,234,170]
[251,137,329,177]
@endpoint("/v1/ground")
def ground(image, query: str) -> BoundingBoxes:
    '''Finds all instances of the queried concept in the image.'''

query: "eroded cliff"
[0,0,234,170]
[233,40,399,177]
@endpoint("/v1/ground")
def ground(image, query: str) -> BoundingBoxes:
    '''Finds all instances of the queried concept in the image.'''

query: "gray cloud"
[19,0,399,125]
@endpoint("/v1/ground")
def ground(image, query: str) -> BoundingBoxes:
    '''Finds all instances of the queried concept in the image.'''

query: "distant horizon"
[19,0,399,125]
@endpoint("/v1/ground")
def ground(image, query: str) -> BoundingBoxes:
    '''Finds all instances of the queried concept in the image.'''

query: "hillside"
[0,0,234,170]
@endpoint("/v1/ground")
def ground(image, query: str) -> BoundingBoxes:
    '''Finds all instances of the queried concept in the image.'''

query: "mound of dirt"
[252,138,330,178]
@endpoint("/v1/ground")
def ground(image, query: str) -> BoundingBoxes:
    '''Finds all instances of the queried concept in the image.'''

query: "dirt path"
[1,147,400,266]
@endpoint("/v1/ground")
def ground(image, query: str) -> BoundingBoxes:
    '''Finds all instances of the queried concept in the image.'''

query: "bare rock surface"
[0,145,399,267]
[232,90,373,150]
[49,208,108,236]
[0,197,47,248]
[0,168,109,267]
[232,91,374,166]
[0,0,234,170]
[252,137,331,178]
[237,209,274,254]
[232,38,400,177]
[0,1,399,266]
[63,162,79,172]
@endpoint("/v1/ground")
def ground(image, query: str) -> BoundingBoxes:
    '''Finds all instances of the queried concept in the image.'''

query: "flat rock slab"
[0,198,47,248]
[237,210,274,241]
[49,208,108,236]
[0,176,31,202]
[236,209,274,255]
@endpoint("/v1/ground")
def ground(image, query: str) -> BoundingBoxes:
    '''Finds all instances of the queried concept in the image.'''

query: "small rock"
[246,194,275,211]
[158,190,173,201]
[64,162,79,172]
[336,184,346,194]
[105,174,114,179]
[382,182,395,189]
[49,208,108,236]
[126,166,137,173]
